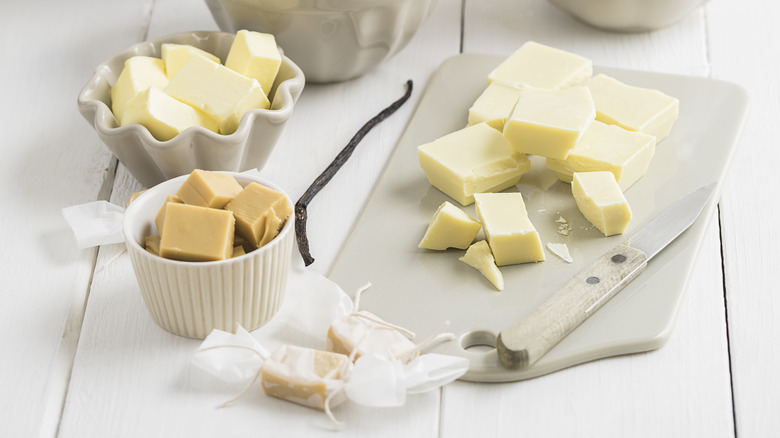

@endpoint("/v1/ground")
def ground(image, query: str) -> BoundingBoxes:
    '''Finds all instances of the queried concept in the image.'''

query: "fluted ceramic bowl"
[123,171,294,339]
[78,31,305,187]
[548,0,710,32]
[204,0,438,83]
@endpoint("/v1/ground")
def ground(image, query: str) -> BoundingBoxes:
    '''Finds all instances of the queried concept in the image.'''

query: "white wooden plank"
[58,0,463,436]
[441,215,733,437]
[0,1,151,437]
[706,1,780,436]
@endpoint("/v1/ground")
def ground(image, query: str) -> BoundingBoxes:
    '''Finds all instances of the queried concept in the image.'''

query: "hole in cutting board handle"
[460,330,497,353]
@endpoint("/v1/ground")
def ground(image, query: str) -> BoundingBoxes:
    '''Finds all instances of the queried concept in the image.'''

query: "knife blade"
[496,182,717,370]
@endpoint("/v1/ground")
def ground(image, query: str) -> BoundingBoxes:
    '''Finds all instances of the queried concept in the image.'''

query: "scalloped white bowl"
[78,31,305,187]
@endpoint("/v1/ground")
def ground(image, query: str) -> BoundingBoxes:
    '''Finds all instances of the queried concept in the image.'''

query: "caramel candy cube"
[261,345,352,411]
[144,235,161,255]
[154,194,183,233]
[225,182,292,249]
[231,245,246,258]
[176,169,243,209]
[159,203,235,262]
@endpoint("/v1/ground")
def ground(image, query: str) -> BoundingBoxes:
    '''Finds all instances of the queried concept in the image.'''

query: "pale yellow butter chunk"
[327,310,418,362]
[176,169,243,209]
[474,192,544,266]
[467,81,523,131]
[161,43,221,79]
[261,345,352,411]
[488,41,592,90]
[503,86,596,160]
[418,201,481,250]
[121,87,219,141]
[586,74,679,142]
[225,182,292,249]
[158,203,235,262]
[225,30,282,95]
[459,240,504,291]
[572,171,632,236]
[546,121,656,191]
[164,54,270,135]
[111,56,169,123]
[417,123,531,206]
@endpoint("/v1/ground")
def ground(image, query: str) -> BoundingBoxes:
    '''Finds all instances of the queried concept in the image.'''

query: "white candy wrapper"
[61,200,125,248]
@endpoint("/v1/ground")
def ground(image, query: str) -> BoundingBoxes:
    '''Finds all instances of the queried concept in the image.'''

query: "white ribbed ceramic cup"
[123,171,293,339]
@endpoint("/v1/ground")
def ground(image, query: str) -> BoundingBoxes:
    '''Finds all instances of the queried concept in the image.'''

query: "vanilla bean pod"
[295,80,414,266]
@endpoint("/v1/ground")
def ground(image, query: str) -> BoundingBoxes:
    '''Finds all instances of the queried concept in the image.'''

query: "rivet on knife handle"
[496,244,648,370]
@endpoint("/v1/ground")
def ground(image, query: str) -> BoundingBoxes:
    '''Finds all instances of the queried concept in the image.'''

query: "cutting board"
[328,54,748,382]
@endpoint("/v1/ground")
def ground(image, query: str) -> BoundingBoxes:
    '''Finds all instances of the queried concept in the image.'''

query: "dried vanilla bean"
[295,80,414,266]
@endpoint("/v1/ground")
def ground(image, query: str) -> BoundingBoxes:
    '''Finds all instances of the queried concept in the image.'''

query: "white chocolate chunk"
[546,121,656,191]
[161,43,221,79]
[417,123,531,206]
[474,192,544,266]
[503,86,596,160]
[418,201,481,250]
[467,81,523,131]
[261,345,352,411]
[572,171,632,236]
[164,54,270,135]
[488,41,592,90]
[327,310,417,362]
[225,30,282,95]
[459,240,504,291]
[586,74,679,142]
[546,242,573,263]
[111,56,169,123]
[121,87,218,141]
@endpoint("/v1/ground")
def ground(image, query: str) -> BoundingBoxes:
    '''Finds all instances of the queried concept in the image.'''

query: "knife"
[496,182,717,370]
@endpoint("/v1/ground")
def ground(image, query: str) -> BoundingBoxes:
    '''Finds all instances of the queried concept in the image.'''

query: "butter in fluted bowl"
[123,170,294,339]
[78,31,305,187]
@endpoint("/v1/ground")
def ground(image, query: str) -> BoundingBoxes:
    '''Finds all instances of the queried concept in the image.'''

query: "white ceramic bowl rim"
[123,171,294,267]
[78,31,305,149]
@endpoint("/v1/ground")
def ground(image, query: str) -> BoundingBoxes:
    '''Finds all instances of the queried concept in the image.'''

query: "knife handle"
[497,244,648,370]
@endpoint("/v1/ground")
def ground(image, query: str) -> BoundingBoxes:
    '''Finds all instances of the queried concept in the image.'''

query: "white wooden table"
[2,0,777,436]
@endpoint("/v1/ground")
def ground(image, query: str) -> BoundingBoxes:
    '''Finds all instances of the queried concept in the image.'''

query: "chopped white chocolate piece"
[503,86,596,160]
[418,201,481,250]
[488,41,592,90]
[572,171,632,236]
[586,74,679,142]
[546,121,656,191]
[261,345,352,411]
[459,240,504,291]
[417,123,531,206]
[474,192,545,266]
[546,242,573,263]
[467,81,523,131]
[327,310,417,362]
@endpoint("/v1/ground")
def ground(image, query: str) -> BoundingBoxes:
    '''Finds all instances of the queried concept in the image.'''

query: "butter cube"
[225,182,292,249]
[467,82,523,131]
[418,201,481,250]
[586,74,679,142]
[161,43,221,79]
[164,54,270,135]
[176,169,243,209]
[488,41,592,90]
[158,203,235,262]
[546,121,656,191]
[474,192,545,266]
[459,240,504,291]
[417,123,531,206]
[261,345,352,411]
[503,86,596,160]
[572,171,632,236]
[121,86,219,141]
[111,56,169,123]
[327,310,418,362]
[225,30,282,94]
[154,194,183,233]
